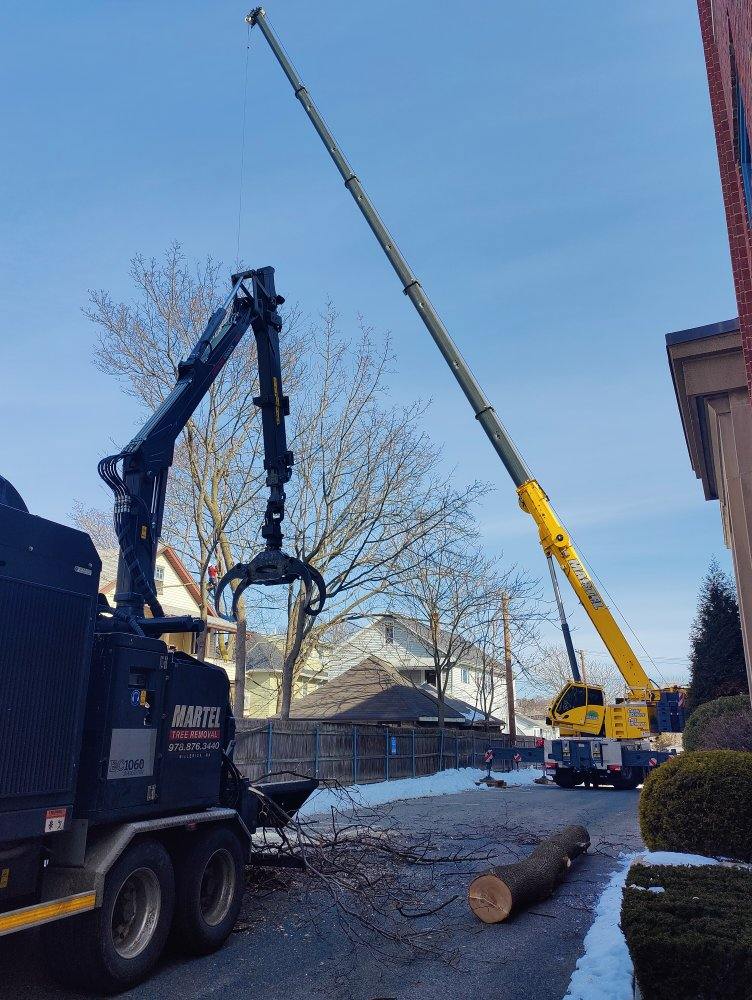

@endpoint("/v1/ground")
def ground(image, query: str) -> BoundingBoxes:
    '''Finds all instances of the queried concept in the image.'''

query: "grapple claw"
[214,549,325,623]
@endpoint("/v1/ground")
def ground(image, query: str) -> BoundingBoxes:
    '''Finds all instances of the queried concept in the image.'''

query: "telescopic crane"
[245,7,686,742]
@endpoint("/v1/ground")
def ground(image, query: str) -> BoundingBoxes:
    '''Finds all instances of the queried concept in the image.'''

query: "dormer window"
[384,621,394,644]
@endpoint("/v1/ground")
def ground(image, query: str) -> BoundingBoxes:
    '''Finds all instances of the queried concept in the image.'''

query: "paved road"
[0,784,643,1000]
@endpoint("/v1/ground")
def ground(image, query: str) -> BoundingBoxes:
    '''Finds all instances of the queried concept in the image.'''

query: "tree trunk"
[279,590,304,720]
[468,825,590,923]
[233,615,247,720]
[194,578,208,660]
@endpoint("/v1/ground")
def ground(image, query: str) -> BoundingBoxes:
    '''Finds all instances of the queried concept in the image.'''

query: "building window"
[384,621,394,644]
[154,564,165,594]
[733,49,752,225]
[425,669,437,687]
[460,666,470,685]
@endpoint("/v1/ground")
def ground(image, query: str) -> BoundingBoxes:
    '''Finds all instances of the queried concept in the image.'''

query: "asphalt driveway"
[0,783,643,1000]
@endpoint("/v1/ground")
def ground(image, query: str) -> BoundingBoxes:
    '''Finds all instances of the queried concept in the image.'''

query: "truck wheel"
[553,769,577,789]
[612,766,642,790]
[42,838,174,994]
[170,826,245,956]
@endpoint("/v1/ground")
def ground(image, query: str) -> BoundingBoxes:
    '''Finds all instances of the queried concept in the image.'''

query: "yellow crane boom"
[517,480,653,701]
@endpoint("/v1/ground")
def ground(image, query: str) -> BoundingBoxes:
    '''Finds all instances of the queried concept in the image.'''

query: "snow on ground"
[298,766,539,818]
[563,851,732,1000]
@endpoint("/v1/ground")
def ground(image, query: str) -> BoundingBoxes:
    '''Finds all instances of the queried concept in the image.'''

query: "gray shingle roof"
[246,635,283,671]
[288,656,465,724]
[418,683,504,729]
[378,613,501,673]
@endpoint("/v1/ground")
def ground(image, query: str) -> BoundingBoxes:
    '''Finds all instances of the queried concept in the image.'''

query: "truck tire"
[170,826,245,956]
[611,766,643,791]
[553,769,578,789]
[42,838,175,994]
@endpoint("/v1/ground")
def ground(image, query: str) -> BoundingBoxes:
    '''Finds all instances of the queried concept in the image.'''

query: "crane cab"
[547,681,653,739]
[547,682,606,736]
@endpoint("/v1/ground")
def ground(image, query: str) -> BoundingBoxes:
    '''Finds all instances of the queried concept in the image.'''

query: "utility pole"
[578,649,587,685]
[502,592,516,740]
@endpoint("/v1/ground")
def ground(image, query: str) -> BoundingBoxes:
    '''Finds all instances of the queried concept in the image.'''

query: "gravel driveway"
[0,783,644,1000]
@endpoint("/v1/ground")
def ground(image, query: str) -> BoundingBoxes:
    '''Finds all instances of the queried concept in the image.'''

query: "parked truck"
[0,267,325,993]
[493,736,678,789]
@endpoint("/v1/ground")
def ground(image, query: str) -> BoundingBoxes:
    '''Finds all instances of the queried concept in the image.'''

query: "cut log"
[468,824,590,923]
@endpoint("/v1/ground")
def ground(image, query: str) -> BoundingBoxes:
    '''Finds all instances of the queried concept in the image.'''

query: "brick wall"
[698,1,752,392]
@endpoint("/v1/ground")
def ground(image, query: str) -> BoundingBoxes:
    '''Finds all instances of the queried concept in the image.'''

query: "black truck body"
[0,266,323,993]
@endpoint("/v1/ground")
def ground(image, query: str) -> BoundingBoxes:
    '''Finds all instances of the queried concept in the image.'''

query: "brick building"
[697,0,752,385]
[667,3,752,696]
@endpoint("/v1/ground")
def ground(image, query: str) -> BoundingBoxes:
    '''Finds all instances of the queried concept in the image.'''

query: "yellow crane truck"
[245,8,686,789]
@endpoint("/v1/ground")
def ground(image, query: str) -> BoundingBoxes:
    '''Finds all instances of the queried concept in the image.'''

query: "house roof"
[96,544,233,631]
[376,613,501,673]
[417,683,504,729]
[246,633,323,679]
[665,316,739,347]
[288,656,466,725]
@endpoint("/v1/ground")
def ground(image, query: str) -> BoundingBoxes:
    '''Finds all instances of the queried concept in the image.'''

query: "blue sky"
[0,2,738,679]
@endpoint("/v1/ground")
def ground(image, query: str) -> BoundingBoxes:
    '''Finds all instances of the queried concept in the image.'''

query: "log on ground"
[468,824,590,924]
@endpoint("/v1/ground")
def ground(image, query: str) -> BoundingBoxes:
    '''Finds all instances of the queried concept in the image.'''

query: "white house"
[325,613,509,727]
[97,545,236,679]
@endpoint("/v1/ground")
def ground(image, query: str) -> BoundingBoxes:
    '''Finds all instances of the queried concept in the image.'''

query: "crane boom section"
[246,6,658,705]
[518,479,654,700]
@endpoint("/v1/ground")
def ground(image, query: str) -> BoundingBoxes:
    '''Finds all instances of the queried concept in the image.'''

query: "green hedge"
[621,863,752,1000]
[639,751,752,861]
[684,695,751,751]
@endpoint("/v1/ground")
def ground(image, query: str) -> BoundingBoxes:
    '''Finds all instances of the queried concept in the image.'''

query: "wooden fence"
[234,719,538,784]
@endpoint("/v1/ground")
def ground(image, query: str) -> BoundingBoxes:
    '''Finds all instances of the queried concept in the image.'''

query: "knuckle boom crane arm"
[246,7,684,738]
[98,264,324,637]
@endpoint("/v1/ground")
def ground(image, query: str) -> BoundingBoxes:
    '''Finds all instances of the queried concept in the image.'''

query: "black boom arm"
[98,266,324,635]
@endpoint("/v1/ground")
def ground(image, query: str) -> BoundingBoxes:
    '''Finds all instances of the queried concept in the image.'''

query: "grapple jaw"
[215,549,325,621]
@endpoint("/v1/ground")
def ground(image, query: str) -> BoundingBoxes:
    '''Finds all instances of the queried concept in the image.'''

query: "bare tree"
[264,306,487,718]
[389,521,536,728]
[472,588,542,729]
[525,644,623,703]
[70,501,118,549]
[83,248,484,721]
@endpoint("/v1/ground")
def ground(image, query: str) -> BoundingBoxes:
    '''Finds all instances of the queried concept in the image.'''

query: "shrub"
[621,863,752,1000]
[683,694,752,751]
[700,711,752,751]
[639,750,752,861]
[684,694,752,750]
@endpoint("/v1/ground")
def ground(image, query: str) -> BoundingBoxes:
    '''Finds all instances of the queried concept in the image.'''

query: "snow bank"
[563,850,730,1000]
[298,766,538,818]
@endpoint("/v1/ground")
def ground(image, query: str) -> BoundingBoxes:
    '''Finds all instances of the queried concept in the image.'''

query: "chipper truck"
[244,7,686,789]
[0,266,325,993]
